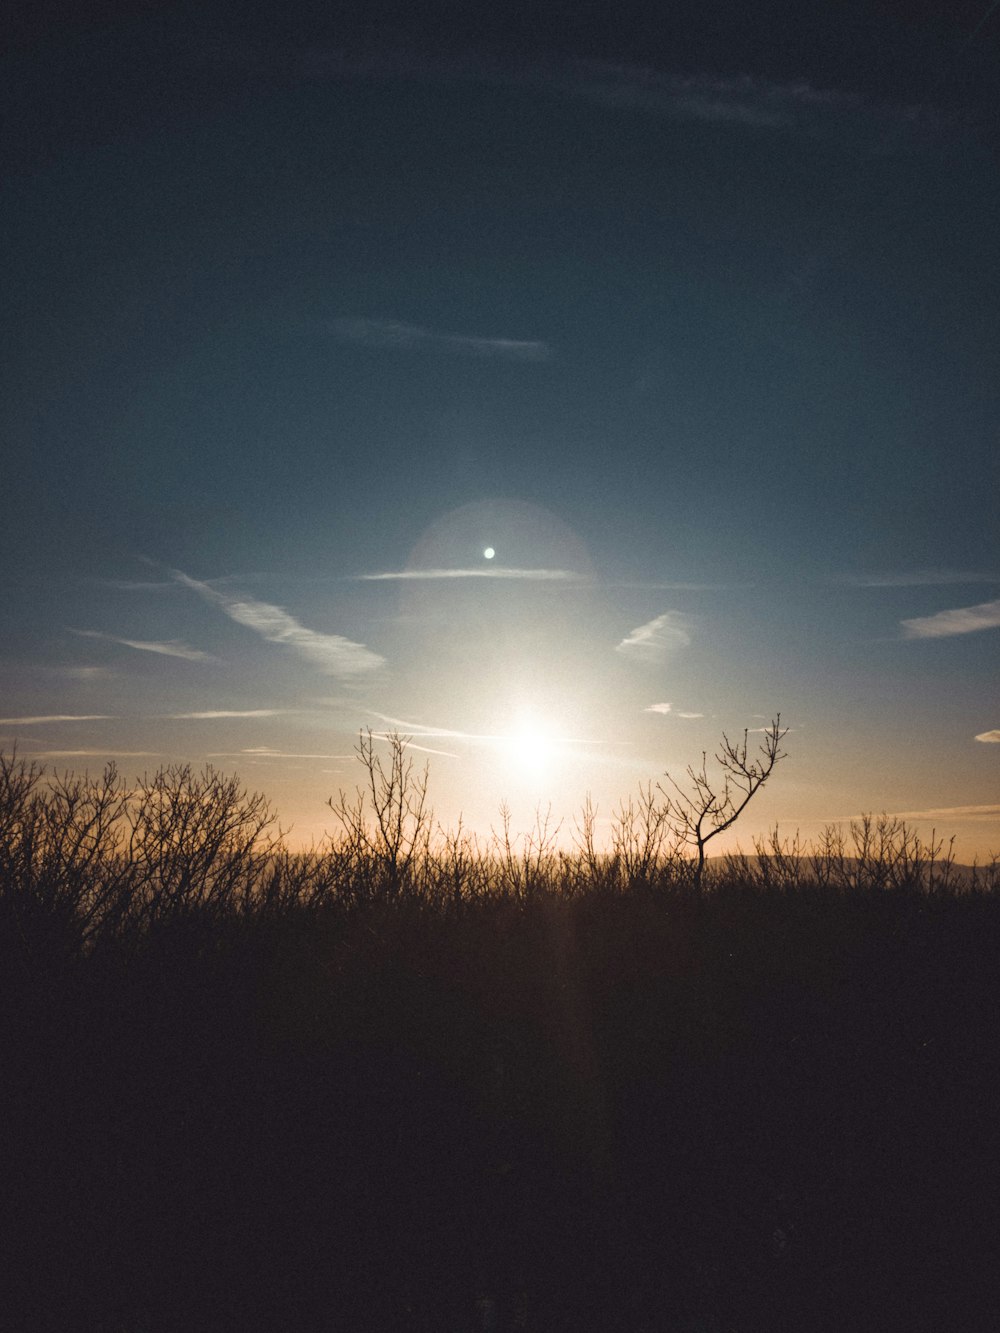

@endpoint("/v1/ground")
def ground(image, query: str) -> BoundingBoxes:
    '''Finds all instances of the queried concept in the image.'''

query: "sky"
[3,0,998,857]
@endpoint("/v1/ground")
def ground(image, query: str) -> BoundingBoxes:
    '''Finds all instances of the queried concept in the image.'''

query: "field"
[2,749,999,1331]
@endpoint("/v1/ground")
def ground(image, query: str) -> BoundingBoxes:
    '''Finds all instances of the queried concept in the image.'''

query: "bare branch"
[657,716,788,888]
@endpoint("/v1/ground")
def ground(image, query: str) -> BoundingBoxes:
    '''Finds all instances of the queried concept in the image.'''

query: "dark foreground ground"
[3,880,999,1332]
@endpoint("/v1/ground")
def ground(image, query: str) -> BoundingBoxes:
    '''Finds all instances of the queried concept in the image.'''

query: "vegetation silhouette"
[1,736,998,1331]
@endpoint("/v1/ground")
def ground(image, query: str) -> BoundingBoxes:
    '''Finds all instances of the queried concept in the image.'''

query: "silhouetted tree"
[659,716,788,889]
[327,730,432,898]
[126,764,278,922]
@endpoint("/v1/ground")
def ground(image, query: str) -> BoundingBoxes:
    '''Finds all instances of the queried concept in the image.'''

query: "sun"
[510,728,549,771]
[503,715,556,780]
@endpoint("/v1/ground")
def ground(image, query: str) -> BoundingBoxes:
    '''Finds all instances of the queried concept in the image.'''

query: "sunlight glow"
[483,546,495,560]
[503,715,557,781]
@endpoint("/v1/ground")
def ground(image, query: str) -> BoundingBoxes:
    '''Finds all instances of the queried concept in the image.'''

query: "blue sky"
[3,2,998,855]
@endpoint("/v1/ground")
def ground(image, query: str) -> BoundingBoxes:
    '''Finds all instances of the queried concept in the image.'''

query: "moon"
[404,498,595,577]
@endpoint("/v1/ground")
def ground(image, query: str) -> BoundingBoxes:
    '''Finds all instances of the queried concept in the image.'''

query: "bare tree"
[0,752,135,956]
[658,716,788,890]
[126,764,278,922]
[491,800,562,899]
[327,730,432,898]
[610,782,679,888]
[810,813,959,894]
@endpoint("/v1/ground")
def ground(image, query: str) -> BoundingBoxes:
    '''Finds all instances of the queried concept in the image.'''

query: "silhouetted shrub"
[1,744,998,1330]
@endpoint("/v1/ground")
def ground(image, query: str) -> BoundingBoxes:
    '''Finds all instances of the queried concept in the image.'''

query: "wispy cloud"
[616,612,691,664]
[901,598,1000,639]
[195,44,941,151]
[26,750,160,759]
[207,748,356,760]
[100,579,179,592]
[331,317,552,362]
[0,714,114,725]
[643,703,704,719]
[356,567,578,582]
[166,709,294,720]
[607,580,743,591]
[842,569,998,588]
[368,711,472,739]
[566,65,788,127]
[975,731,1000,743]
[174,571,385,678]
[291,48,936,142]
[2,709,296,726]
[889,804,1000,822]
[370,733,459,758]
[366,711,590,751]
[552,63,940,147]
[43,665,112,682]
[71,629,216,662]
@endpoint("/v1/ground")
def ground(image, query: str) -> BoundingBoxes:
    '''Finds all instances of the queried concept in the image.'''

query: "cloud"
[207,748,356,760]
[2,709,296,726]
[370,733,460,758]
[71,629,216,661]
[901,598,1000,639]
[174,570,385,678]
[356,566,578,582]
[565,67,791,127]
[644,702,672,714]
[197,44,940,152]
[331,317,552,362]
[676,711,705,719]
[0,714,114,725]
[368,710,466,737]
[166,709,294,719]
[367,712,498,745]
[44,665,112,682]
[365,711,590,750]
[26,750,159,759]
[842,569,998,588]
[554,63,939,146]
[889,804,1000,822]
[607,580,744,591]
[616,612,691,663]
[671,92,785,129]
[100,579,179,591]
[975,731,1000,743]
[290,48,933,142]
